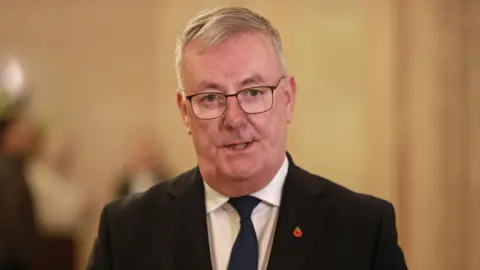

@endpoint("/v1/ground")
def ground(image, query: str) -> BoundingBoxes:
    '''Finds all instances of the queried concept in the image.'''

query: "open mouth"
[225,141,253,150]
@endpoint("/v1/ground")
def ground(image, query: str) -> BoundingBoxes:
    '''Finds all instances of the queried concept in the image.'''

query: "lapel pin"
[293,226,303,238]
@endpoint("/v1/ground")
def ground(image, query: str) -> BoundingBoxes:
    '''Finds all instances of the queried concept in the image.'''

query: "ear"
[284,76,297,123]
[176,89,192,135]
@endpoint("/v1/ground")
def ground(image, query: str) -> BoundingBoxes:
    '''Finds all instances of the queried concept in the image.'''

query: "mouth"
[224,141,254,151]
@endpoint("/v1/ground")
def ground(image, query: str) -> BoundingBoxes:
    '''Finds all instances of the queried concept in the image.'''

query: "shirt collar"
[203,155,289,213]
[204,181,230,213]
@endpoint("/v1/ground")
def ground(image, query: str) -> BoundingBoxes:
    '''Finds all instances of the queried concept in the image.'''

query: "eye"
[246,89,263,97]
[201,94,219,102]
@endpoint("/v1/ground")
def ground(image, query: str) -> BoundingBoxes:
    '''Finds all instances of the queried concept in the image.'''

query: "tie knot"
[228,196,260,219]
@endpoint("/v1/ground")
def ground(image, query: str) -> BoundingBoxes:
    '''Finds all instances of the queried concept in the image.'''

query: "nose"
[223,96,247,129]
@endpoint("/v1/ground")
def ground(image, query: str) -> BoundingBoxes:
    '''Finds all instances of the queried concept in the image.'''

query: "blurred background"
[0,0,478,269]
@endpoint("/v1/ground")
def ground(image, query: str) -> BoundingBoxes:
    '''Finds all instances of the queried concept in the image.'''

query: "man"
[88,6,408,270]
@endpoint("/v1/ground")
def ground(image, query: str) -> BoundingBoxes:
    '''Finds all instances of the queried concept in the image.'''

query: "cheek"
[191,120,221,148]
[249,114,275,142]
[250,108,287,144]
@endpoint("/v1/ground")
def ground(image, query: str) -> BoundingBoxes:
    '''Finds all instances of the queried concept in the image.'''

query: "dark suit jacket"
[87,154,407,270]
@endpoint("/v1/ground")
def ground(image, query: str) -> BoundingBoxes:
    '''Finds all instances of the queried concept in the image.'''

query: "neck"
[201,157,284,197]
[206,176,272,197]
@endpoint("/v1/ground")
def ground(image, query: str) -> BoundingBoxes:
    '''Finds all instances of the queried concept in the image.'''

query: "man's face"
[177,31,296,182]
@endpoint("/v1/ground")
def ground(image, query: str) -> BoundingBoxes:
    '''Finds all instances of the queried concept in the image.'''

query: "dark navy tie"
[227,196,261,270]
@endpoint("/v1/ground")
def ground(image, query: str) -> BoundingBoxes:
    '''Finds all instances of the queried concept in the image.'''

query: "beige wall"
[394,0,479,268]
[467,1,480,269]
[0,1,478,269]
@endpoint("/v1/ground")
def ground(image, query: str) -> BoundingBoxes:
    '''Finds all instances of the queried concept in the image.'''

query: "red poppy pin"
[293,226,302,238]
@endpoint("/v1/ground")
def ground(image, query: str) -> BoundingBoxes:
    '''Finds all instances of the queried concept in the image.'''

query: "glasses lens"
[237,87,273,113]
[191,93,226,119]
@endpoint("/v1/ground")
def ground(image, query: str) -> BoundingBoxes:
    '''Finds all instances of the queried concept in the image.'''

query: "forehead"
[181,31,281,91]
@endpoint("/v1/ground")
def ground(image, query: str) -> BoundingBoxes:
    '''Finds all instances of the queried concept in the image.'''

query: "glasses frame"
[184,76,285,120]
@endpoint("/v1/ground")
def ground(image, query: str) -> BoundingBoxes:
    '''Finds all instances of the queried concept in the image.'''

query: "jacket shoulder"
[324,176,393,210]
[296,165,394,221]
[101,168,195,224]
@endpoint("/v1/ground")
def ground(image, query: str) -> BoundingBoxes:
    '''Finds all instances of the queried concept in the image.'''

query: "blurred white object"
[27,161,85,236]
[129,172,157,194]
[0,59,25,99]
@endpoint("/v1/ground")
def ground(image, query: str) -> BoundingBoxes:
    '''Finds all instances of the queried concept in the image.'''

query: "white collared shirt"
[203,155,289,270]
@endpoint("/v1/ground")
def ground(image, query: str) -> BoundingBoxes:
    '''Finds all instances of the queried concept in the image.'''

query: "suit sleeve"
[372,201,408,270]
[86,205,112,270]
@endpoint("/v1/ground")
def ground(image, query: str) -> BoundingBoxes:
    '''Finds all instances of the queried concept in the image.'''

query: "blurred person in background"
[27,130,90,270]
[0,116,39,270]
[115,137,171,197]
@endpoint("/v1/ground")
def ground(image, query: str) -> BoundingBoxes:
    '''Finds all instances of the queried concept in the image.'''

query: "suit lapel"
[267,156,329,270]
[168,168,213,270]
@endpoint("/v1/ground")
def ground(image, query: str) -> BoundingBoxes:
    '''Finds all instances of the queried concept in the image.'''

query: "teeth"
[230,143,249,150]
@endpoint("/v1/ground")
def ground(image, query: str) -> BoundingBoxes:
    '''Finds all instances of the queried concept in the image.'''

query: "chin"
[220,158,261,180]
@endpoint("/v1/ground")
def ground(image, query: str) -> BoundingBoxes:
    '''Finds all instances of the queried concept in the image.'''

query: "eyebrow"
[196,81,222,92]
[239,74,265,87]
[195,73,267,93]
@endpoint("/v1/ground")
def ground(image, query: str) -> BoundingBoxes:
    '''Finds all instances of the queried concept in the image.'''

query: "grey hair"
[175,6,286,89]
